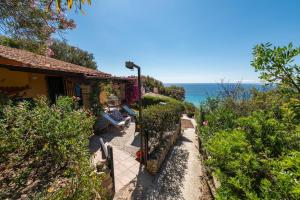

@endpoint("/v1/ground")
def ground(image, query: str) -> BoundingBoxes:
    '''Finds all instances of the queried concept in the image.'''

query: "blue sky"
[64,0,300,83]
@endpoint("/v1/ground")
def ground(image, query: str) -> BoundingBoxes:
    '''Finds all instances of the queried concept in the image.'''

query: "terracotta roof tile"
[0,45,111,78]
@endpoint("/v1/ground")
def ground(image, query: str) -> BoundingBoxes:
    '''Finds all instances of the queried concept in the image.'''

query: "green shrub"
[196,43,300,199]
[142,75,165,93]
[0,93,9,118]
[143,103,182,135]
[140,76,185,100]
[162,85,185,101]
[90,80,104,116]
[206,127,300,199]
[142,95,164,107]
[142,94,184,108]
[142,102,183,154]
[197,90,300,199]
[0,96,108,199]
[198,97,238,143]
[183,101,196,118]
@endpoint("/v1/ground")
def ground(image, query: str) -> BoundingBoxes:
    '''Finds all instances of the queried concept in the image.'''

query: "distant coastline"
[164,82,264,84]
[164,83,268,106]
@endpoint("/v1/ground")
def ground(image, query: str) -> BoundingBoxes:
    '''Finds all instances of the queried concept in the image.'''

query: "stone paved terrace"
[90,122,142,193]
[101,122,140,157]
[113,147,140,191]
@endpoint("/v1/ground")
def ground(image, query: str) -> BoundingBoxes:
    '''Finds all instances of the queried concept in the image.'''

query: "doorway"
[47,76,65,103]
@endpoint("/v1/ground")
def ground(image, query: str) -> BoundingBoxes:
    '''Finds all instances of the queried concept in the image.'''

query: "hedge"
[162,85,185,101]
[142,102,183,154]
[142,95,196,119]
[142,94,183,108]
[183,101,196,118]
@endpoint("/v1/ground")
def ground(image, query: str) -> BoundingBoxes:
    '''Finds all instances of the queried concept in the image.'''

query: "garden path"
[144,116,212,200]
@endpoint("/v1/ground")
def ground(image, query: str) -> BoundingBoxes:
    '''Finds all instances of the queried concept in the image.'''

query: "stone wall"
[197,129,219,198]
[94,153,115,197]
[101,170,114,197]
[146,123,182,175]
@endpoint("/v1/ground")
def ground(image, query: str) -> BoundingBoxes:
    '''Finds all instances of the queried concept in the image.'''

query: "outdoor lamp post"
[125,61,147,165]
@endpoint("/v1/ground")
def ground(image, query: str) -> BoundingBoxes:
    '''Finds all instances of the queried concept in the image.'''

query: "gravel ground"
[143,120,212,200]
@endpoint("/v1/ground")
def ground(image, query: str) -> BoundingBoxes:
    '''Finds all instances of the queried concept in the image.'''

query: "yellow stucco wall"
[99,83,108,105]
[81,84,91,108]
[100,91,107,105]
[0,68,48,98]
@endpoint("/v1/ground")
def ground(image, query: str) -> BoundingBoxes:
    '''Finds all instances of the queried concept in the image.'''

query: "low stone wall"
[94,154,115,197]
[197,128,219,198]
[101,170,114,196]
[146,123,182,175]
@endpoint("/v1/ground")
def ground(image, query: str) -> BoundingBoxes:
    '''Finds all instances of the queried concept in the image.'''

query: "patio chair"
[122,105,137,117]
[110,109,131,124]
[94,112,127,133]
[104,112,130,129]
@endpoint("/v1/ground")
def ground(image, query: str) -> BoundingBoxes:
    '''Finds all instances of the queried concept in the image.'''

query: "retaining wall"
[146,123,182,175]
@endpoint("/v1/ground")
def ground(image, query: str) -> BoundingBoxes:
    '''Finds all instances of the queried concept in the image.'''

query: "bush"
[0,96,108,199]
[142,102,183,154]
[142,95,164,107]
[0,93,9,118]
[207,126,300,199]
[197,89,300,199]
[141,75,165,93]
[140,76,185,100]
[183,101,196,118]
[142,94,184,108]
[162,85,185,101]
[197,43,300,199]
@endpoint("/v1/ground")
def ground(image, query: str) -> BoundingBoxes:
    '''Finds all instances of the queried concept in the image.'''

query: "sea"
[164,83,270,106]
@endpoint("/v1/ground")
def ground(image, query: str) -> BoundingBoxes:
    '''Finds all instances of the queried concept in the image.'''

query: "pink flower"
[72,96,81,101]
[45,47,54,57]
[202,120,208,126]
[30,0,37,8]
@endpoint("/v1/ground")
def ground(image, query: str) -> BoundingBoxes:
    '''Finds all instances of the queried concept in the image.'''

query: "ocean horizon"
[164,83,268,106]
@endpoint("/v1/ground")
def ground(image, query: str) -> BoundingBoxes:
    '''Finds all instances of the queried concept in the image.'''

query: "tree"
[0,1,75,52]
[252,43,300,93]
[48,0,92,11]
[141,75,165,93]
[0,36,98,69]
[0,35,46,54]
[50,39,97,69]
[163,85,185,101]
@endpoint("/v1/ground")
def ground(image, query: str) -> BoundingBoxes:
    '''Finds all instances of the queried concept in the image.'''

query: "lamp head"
[125,61,134,70]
